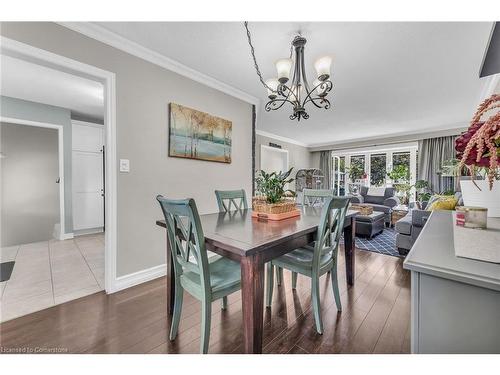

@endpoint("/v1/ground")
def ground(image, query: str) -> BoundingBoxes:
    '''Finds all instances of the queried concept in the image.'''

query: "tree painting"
[169,103,232,163]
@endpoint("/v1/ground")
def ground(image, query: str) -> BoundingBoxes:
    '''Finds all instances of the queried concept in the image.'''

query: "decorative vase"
[459,180,500,218]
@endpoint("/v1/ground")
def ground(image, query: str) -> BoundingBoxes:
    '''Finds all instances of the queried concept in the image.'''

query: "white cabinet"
[72,121,104,232]
[404,211,500,353]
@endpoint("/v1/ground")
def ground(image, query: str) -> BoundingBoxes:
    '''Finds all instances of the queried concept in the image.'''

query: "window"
[392,152,411,182]
[333,156,346,195]
[349,155,365,181]
[370,153,387,186]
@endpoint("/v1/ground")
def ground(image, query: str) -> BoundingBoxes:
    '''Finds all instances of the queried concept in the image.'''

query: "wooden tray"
[252,209,301,221]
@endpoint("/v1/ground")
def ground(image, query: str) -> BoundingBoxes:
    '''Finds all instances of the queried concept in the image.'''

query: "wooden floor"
[0,247,411,354]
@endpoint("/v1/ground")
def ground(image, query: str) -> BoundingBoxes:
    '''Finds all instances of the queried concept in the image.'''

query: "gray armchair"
[350,186,400,226]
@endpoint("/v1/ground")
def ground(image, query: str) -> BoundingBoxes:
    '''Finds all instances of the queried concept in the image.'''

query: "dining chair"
[156,195,241,354]
[214,189,248,308]
[215,189,248,212]
[281,188,337,287]
[265,196,351,334]
[302,188,336,206]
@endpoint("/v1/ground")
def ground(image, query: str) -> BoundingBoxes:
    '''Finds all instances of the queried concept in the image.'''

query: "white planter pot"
[460,180,500,217]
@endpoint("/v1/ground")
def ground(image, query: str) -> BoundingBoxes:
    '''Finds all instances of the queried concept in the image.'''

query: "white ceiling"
[0,55,104,120]
[94,22,496,146]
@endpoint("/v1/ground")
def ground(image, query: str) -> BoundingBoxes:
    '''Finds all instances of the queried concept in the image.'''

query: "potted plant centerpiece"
[456,94,500,217]
[253,168,299,220]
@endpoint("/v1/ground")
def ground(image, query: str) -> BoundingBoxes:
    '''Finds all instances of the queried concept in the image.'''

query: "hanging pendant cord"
[244,22,294,93]
[244,21,275,92]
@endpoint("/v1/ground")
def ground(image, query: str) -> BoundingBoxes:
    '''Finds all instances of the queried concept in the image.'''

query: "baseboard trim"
[73,228,104,237]
[60,232,74,240]
[111,264,167,293]
[53,223,74,240]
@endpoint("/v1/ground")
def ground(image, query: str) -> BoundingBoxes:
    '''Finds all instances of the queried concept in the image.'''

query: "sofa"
[394,203,430,255]
[350,186,400,226]
[395,192,463,255]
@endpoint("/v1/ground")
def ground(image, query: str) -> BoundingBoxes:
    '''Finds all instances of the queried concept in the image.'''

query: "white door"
[72,122,104,231]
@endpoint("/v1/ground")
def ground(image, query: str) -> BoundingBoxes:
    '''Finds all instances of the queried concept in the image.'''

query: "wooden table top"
[156,207,358,258]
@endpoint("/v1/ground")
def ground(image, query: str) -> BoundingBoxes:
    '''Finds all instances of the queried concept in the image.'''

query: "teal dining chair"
[214,189,247,309]
[265,196,351,334]
[302,188,336,207]
[156,195,241,354]
[279,188,337,288]
[215,189,248,212]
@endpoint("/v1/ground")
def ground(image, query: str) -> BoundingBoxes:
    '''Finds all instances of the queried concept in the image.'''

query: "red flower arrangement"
[456,94,500,189]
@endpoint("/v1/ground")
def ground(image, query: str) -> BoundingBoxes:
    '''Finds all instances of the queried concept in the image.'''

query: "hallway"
[0,233,104,322]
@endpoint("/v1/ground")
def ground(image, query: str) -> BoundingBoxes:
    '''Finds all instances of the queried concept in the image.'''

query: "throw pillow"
[426,195,458,211]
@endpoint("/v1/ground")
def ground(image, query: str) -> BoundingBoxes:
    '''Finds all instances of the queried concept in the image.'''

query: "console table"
[403,210,500,353]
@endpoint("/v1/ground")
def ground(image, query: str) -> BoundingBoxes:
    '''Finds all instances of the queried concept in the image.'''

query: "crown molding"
[308,123,468,152]
[57,22,260,106]
[255,129,309,147]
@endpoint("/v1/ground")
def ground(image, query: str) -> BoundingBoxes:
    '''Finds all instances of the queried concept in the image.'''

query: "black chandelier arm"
[265,98,297,112]
[277,84,300,104]
[304,96,331,110]
[302,80,333,108]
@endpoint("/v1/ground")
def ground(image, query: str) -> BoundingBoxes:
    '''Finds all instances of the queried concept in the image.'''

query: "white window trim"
[332,142,418,198]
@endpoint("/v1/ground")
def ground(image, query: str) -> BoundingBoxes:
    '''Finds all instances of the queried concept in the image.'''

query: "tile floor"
[0,233,104,322]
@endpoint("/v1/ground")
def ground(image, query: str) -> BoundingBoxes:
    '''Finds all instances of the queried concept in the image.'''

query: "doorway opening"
[0,37,116,322]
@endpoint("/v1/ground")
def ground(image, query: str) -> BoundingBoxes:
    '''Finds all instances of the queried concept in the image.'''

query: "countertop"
[403,210,500,291]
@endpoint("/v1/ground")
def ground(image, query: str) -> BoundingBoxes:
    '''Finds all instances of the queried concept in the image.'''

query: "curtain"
[319,151,333,189]
[417,135,456,194]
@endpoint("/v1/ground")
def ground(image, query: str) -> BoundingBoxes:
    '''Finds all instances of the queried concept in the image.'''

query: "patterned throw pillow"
[425,195,458,211]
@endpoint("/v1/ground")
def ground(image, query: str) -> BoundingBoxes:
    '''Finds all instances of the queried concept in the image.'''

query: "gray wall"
[1,122,59,246]
[0,96,73,234]
[0,22,253,277]
[255,133,312,190]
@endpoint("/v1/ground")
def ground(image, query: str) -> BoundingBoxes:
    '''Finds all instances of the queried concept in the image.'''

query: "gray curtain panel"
[319,151,332,189]
[417,135,457,194]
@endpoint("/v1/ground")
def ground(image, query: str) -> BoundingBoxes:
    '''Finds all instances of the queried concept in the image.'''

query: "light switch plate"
[119,159,130,173]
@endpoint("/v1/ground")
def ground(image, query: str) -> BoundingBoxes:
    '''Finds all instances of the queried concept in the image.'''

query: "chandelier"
[244,22,333,121]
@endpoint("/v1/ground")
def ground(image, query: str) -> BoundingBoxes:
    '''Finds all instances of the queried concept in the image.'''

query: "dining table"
[156,206,359,354]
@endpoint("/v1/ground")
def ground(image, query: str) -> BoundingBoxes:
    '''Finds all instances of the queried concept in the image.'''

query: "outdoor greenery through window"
[349,155,365,179]
[370,153,387,186]
[392,152,411,182]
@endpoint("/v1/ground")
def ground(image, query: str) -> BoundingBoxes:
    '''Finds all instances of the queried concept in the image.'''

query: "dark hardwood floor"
[0,247,411,354]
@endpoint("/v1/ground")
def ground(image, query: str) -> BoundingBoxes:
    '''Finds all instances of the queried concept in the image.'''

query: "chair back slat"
[302,188,335,207]
[157,195,211,293]
[215,189,248,212]
[313,196,351,269]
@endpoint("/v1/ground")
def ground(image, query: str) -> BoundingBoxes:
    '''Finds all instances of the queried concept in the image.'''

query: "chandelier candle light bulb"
[275,58,292,83]
[265,78,280,99]
[314,56,332,81]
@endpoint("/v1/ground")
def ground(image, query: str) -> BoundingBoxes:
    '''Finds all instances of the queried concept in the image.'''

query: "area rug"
[342,227,402,258]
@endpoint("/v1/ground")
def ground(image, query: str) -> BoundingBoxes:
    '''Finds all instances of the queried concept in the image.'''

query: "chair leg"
[169,283,184,341]
[291,272,298,289]
[221,296,228,310]
[311,277,323,335]
[331,265,342,312]
[276,266,283,286]
[266,262,274,307]
[200,298,212,354]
